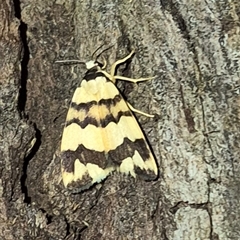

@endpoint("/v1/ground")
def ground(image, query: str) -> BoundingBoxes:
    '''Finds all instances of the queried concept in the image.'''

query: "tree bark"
[1,0,240,239]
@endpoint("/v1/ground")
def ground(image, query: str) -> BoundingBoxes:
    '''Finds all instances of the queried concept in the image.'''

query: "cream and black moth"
[58,49,158,191]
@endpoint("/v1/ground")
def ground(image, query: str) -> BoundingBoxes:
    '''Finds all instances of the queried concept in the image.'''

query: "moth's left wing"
[60,71,115,191]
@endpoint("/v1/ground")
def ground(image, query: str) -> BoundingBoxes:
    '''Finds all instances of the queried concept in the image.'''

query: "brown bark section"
[1,0,240,239]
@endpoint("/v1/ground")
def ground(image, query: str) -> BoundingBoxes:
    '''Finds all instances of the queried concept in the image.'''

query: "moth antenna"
[55,60,85,64]
[92,42,117,66]
[91,43,105,60]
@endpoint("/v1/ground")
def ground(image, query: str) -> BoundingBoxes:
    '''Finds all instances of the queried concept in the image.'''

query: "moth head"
[85,60,98,70]
[85,60,105,70]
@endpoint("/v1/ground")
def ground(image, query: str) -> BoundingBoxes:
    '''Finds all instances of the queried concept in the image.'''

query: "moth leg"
[100,70,115,82]
[107,50,156,84]
[110,50,135,77]
[127,102,154,118]
[101,56,107,69]
[114,75,155,83]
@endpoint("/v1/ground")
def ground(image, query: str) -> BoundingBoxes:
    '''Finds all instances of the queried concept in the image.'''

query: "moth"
[59,50,158,191]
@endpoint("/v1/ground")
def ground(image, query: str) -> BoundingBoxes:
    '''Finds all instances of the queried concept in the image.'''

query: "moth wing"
[99,80,158,180]
[60,75,115,190]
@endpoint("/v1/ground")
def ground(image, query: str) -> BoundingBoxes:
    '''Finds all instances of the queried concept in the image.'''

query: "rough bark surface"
[1,0,240,239]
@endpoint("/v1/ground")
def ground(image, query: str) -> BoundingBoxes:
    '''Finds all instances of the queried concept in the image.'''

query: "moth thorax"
[86,60,98,70]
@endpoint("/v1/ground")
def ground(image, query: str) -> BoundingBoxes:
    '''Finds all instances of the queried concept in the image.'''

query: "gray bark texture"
[1,0,240,239]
